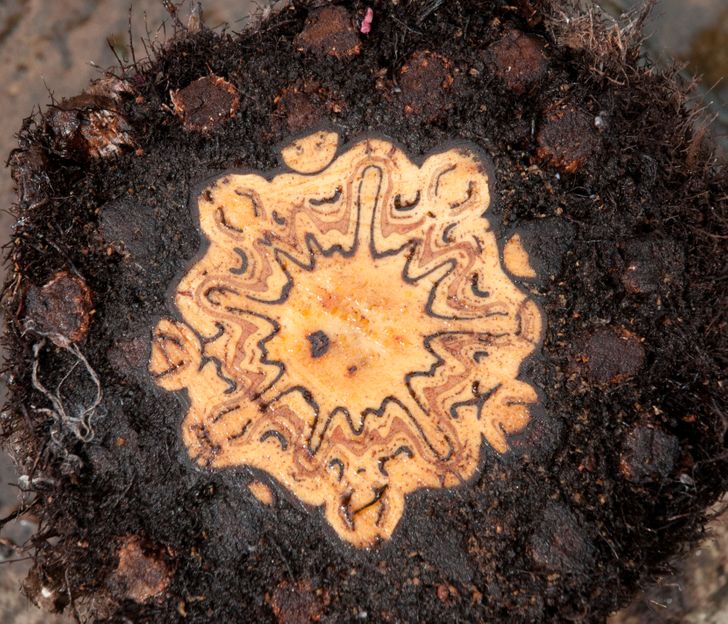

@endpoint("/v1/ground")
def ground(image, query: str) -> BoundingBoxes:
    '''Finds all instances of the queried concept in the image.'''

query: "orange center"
[267,250,438,420]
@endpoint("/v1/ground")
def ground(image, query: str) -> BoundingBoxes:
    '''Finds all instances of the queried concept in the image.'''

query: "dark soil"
[3,1,727,622]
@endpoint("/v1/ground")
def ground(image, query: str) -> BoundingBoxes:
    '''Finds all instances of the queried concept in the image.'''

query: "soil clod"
[487,29,548,94]
[273,81,343,136]
[618,238,685,296]
[580,327,645,384]
[171,76,240,133]
[619,425,680,484]
[47,94,136,160]
[294,5,361,59]
[536,105,599,172]
[529,503,594,574]
[24,271,93,346]
[269,580,327,624]
[400,51,453,121]
[108,536,172,604]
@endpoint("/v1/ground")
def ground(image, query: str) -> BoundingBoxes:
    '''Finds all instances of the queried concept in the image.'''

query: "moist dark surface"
[3,1,727,622]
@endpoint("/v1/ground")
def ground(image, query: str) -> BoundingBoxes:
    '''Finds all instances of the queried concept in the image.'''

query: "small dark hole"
[307,330,330,358]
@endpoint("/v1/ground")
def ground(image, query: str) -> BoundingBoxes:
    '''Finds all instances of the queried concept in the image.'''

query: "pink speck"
[360,7,374,34]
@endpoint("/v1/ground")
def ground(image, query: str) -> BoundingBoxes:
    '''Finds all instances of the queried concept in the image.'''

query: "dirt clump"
[294,5,361,59]
[579,327,646,385]
[171,75,240,133]
[619,425,680,485]
[24,272,93,346]
[487,29,548,94]
[399,50,454,120]
[537,105,600,172]
[108,536,172,604]
[272,80,343,135]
